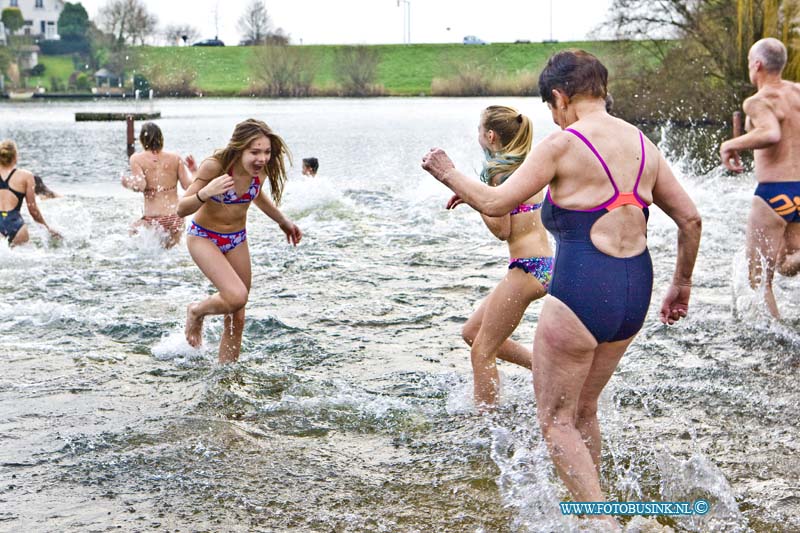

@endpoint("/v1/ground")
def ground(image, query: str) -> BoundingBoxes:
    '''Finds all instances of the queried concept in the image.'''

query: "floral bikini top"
[211,171,261,204]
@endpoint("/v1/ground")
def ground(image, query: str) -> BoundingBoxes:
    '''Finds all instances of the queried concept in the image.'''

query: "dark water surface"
[0,98,797,532]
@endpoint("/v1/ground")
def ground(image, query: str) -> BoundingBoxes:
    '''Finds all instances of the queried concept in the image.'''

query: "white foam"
[152,328,209,362]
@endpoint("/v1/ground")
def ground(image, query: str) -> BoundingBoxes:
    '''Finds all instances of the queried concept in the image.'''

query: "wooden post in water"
[126,115,135,157]
[733,111,743,138]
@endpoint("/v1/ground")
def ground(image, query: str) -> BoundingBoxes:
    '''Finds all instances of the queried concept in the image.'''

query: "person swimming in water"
[177,118,303,364]
[122,122,195,248]
[302,157,319,177]
[0,140,61,246]
[423,50,701,528]
[455,105,553,410]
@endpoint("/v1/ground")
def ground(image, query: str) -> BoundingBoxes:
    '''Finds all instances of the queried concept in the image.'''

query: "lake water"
[1,97,798,532]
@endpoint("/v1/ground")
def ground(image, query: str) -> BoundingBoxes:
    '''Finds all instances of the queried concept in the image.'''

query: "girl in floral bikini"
[455,106,553,410]
[177,118,302,363]
[122,122,195,248]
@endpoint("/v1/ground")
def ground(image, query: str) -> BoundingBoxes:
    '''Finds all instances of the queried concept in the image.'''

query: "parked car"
[463,35,487,45]
[193,38,225,47]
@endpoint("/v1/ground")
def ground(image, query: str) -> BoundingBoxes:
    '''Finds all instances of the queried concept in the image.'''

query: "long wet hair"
[0,140,18,166]
[538,49,608,106]
[139,122,164,152]
[479,106,533,185]
[212,118,291,205]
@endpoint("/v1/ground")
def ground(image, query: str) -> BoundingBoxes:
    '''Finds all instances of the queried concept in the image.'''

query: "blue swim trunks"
[754,181,800,222]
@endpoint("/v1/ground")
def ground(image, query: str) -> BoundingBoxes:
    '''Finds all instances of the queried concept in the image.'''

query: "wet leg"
[777,222,800,277]
[746,198,786,318]
[185,236,249,348]
[466,269,545,408]
[532,297,619,529]
[217,242,251,363]
[9,224,29,246]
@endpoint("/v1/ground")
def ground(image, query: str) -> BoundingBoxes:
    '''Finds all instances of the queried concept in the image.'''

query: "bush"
[133,73,150,92]
[75,72,91,91]
[39,38,89,55]
[248,45,315,97]
[142,61,198,96]
[608,42,742,125]
[332,46,382,96]
[49,76,63,92]
[26,63,45,76]
[431,64,490,96]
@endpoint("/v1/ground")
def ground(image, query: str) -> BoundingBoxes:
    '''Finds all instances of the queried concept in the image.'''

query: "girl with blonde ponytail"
[457,105,553,410]
[177,118,302,363]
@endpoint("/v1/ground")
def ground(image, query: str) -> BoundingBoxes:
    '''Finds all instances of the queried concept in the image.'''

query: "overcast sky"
[76,0,614,46]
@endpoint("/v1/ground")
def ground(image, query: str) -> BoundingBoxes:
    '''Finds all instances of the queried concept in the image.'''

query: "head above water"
[538,49,608,106]
[139,122,164,152]
[0,140,18,167]
[213,118,291,205]
[479,105,533,184]
[749,38,787,79]
[302,157,319,176]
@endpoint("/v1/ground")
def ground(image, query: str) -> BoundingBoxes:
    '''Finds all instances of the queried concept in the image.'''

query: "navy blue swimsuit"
[0,169,26,244]
[541,129,653,343]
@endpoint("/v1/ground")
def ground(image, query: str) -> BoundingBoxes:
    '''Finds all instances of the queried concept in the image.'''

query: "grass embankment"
[28,54,74,89]
[35,41,661,96]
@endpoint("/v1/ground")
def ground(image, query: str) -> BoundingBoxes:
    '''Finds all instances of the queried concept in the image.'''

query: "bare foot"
[185,303,204,347]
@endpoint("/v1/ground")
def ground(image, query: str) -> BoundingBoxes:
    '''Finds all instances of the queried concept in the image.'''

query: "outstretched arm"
[253,192,302,246]
[652,153,702,324]
[720,96,781,172]
[423,132,561,216]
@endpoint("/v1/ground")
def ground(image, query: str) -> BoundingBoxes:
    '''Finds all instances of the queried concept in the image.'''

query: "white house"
[0,0,64,40]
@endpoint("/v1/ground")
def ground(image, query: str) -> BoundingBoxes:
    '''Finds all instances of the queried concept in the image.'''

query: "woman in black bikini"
[0,140,60,246]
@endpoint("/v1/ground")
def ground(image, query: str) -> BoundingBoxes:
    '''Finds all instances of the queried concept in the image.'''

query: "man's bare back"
[744,80,800,183]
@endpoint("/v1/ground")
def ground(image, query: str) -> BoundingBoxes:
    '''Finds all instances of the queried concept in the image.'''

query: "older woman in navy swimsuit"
[178,119,302,364]
[423,50,701,527]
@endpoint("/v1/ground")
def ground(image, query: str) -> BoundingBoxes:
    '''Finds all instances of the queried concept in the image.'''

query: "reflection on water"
[0,98,797,532]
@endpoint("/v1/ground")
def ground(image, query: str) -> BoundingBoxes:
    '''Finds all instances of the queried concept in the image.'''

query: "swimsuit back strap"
[0,168,16,188]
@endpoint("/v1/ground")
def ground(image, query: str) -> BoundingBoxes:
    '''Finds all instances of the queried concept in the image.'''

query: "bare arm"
[23,172,59,237]
[652,153,702,324]
[176,159,233,217]
[480,213,512,241]
[720,96,781,171]
[423,133,562,217]
[122,155,146,191]
[253,191,302,246]
[177,154,195,190]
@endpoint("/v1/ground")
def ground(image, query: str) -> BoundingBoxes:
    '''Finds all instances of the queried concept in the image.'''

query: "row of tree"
[605,0,800,123]
[95,0,287,47]
[0,0,286,48]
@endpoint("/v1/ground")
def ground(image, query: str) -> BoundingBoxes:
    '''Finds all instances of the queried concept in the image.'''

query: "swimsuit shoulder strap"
[565,128,619,193]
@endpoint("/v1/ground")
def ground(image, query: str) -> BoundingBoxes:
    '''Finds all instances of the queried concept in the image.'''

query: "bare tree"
[163,24,200,46]
[98,0,158,46]
[238,0,272,45]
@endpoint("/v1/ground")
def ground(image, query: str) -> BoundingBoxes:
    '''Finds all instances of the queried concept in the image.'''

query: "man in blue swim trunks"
[720,38,800,318]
